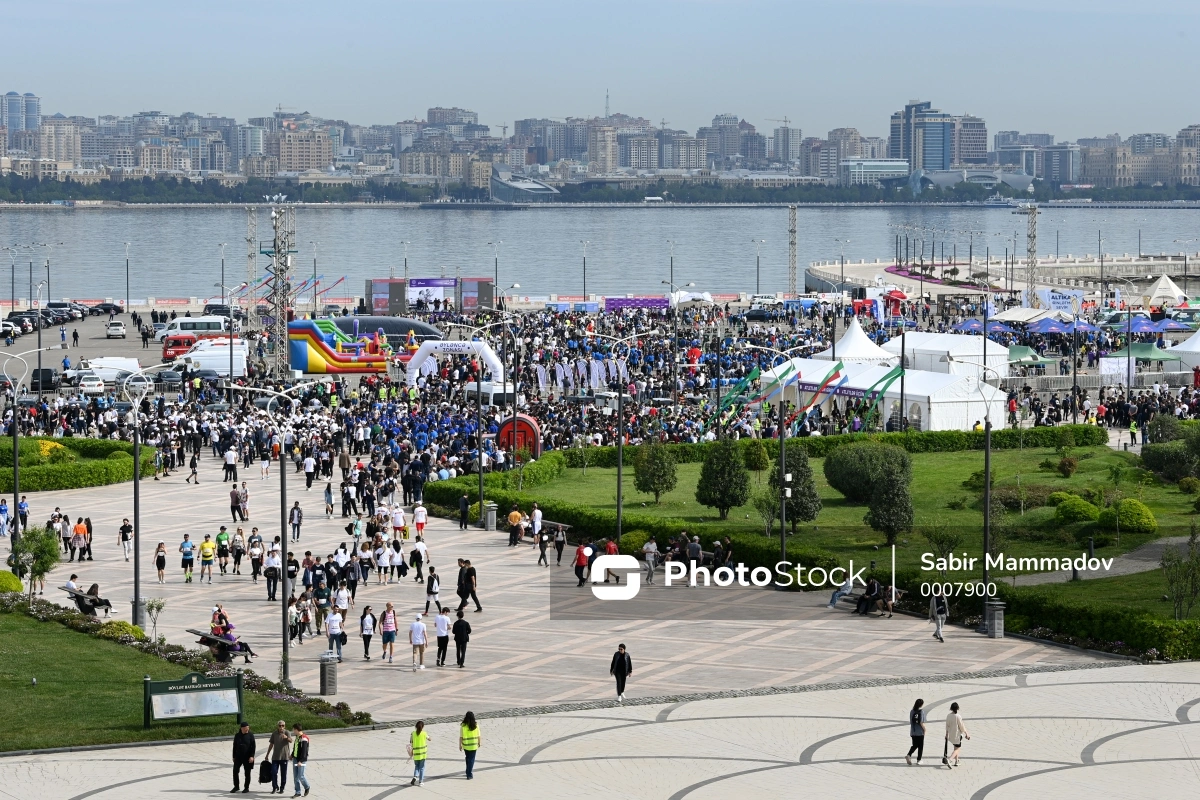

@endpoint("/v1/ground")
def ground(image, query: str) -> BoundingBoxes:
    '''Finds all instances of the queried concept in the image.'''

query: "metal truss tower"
[261,203,297,377]
[1025,203,1038,291]
[788,205,797,297]
[245,206,258,332]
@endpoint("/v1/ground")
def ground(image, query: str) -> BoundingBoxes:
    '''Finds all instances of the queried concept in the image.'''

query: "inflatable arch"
[404,339,505,386]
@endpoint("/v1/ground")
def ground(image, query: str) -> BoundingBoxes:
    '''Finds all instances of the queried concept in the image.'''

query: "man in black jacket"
[610,643,633,703]
[232,720,256,793]
[458,493,470,530]
[452,610,471,667]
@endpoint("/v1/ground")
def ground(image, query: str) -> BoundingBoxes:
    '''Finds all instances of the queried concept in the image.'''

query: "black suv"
[30,368,60,392]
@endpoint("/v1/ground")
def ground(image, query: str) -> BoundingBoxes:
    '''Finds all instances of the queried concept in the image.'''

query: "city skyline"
[8,0,1200,141]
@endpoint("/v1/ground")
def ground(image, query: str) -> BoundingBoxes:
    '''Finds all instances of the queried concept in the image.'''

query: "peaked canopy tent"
[879,332,1010,378]
[757,358,1005,432]
[1008,345,1058,366]
[811,317,898,365]
[1144,275,1188,308]
[991,307,1072,325]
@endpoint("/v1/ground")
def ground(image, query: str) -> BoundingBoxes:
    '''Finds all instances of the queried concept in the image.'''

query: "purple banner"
[409,278,459,288]
[605,296,670,311]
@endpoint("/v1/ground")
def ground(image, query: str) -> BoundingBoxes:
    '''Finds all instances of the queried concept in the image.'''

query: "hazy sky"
[10,0,1199,141]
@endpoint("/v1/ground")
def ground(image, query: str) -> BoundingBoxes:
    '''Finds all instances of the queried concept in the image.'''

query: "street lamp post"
[239,382,318,688]
[751,239,765,294]
[662,280,695,411]
[124,242,131,312]
[3,343,67,551]
[579,241,589,300]
[309,242,319,317]
[488,241,502,301]
[833,239,850,361]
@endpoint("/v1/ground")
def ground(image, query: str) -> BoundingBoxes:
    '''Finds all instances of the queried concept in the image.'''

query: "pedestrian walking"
[456,559,482,612]
[289,501,303,541]
[905,698,926,765]
[458,493,469,530]
[408,720,429,786]
[179,533,196,583]
[290,723,310,796]
[610,643,633,702]
[929,588,948,643]
[154,541,167,583]
[199,534,217,584]
[434,606,451,666]
[326,606,344,662]
[232,720,256,793]
[413,501,427,535]
[458,711,480,780]
[574,542,589,586]
[554,525,566,565]
[267,721,291,795]
[323,482,333,518]
[409,613,427,671]
[424,567,442,616]
[264,550,282,601]
[117,518,133,562]
[360,605,376,661]
[537,531,549,566]
[186,452,199,483]
[380,602,398,664]
[943,702,970,768]
[452,610,471,667]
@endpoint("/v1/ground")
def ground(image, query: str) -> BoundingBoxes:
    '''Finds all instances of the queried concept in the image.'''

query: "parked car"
[106,321,127,339]
[47,302,83,320]
[91,303,124,316]
[29,368,60,392]
[1,320,22,339]
[157,369,183,387]
[78,373,105,395]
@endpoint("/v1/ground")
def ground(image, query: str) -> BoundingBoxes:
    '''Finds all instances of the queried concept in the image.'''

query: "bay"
[0,205,1194,302]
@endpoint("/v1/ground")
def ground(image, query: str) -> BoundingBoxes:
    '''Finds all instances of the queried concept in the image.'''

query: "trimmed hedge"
[0,437,154,492]
[1098,498,1158,534]
[0,572,22,593]
[886,567,1200,660]
[1055,495,1100,523]
[559,425,1108,468]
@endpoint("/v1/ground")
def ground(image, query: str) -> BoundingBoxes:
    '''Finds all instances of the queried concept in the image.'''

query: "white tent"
[880,332,1010,378]
[1144,275,1187,308]
[757,358,1006,432]
[1166,327,1200,370]
[812,317,898,365]
[991,306,1072,324]
[669,290,714,308]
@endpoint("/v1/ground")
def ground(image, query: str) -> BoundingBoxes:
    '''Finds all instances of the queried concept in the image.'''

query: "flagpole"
[899,329,906,432]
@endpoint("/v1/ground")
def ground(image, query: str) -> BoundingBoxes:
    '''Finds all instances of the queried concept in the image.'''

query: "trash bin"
[986,600,1005,639]
[485,502,498,532]
[319,651,338,695]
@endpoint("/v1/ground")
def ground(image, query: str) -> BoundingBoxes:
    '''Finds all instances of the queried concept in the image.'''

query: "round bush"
[1055,495,1100,523]
[1098,498,1158,534]
[823,441,911,503]
[618,530,650,557]
[0,570,23,593]
[106,451,134,460]
[95,620,147,641]
[1047,491,1074,506]
[1057,457,1078,478]
[1179,477,1200,494]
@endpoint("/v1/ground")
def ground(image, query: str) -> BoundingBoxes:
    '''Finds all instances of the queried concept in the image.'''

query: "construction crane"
[499,124,508,139]
[767,117,792,128]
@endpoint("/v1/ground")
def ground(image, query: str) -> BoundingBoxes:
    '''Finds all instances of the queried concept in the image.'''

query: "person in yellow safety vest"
[1130,419,1139,446]
[458,711,480,780]
[329,393,339,409]
[378,385,386,401]
[408,720,428,786]
[409,386,418,403]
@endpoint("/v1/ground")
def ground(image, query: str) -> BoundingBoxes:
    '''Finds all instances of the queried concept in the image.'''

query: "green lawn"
[0,613,348,751]
[530,445,1195,574]
[1016,569,1182,620]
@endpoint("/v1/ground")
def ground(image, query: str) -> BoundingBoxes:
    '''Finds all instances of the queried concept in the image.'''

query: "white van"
[750,293,783,310]
[462,380,516,408]
[64,356,143,384]
[173,349,247,378]
[154,316,230,342]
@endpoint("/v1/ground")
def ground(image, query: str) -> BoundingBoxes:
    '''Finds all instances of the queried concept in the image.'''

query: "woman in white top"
[390,546,407,583]
[943,702,970,767]
[360,605,377,661]
[374,545,390,585]
[325,608,344,662]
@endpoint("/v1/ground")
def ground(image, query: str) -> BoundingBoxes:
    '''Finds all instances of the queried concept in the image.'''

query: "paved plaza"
[2,660,1197,799]
[23,449,1108,721]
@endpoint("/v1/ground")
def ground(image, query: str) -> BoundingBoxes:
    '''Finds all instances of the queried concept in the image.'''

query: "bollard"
[1088,536,1095,560]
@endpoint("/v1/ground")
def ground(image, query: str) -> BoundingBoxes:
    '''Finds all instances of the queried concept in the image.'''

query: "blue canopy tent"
[1025,318,1071,335]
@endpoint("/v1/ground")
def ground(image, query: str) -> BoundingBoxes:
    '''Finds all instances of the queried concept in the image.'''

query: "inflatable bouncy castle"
[288,318,394,374]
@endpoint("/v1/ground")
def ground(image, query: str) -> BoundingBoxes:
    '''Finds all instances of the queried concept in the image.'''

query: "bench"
[187,628,257,664]
[60,586,111,618]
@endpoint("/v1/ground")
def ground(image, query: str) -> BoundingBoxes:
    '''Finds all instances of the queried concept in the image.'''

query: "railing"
[997,370,1194,393]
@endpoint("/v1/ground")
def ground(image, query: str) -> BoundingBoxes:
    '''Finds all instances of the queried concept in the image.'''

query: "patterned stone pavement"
[16,449,1109,723]
[2,660,1197,799]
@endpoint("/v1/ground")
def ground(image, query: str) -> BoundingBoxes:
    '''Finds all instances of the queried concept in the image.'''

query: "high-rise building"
[739,130,767,163]
[861,136,889,159]
[1127,133,1172,154]
[2,92,22,145]
[1041,144,1081,183]
[1178,125,1200,149]
[22,93,40,131]
[889,101,952,171]
[659,133,706,169]
[38,118,80,165]
[773,126,802,162]
[950,115,988,165]
[624,137,659,170]
[277,129,333,171]
[827,128,862,162]
[996,144,1040,176]
[1077,133,1121,149]
[994,131,1054,150]
[427,107,478,126]
[587,125,617,173]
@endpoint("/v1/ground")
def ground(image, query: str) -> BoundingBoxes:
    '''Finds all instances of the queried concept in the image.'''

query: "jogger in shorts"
[409,614,427,671]
[380,603,398,664]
